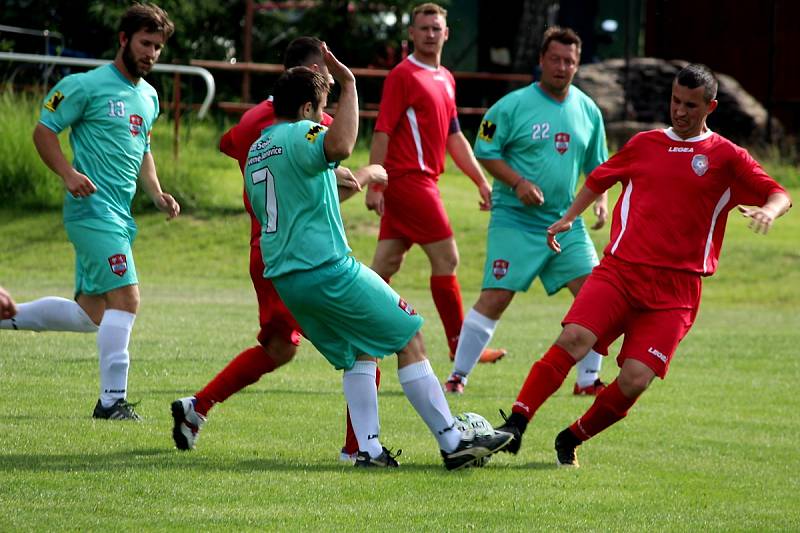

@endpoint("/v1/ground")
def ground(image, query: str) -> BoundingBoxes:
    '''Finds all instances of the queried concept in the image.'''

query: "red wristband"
[370,183,385,193]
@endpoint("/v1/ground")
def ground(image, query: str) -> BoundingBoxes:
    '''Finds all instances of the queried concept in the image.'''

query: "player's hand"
[63,170,97,198]
[0,286,17,319]
[515,179,544,206]
[365,187,385,216]
[478,181,492,211]
[738,205,777,235]
[321,42,355,86]
[335,166,361,191]
[358,164,388,187]
[546,218,573,253]
[592,195,608,230]
[155,192,180,220]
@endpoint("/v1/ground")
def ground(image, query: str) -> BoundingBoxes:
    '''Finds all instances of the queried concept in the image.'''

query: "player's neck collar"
[407,54,440,71]
[663,127,713,142]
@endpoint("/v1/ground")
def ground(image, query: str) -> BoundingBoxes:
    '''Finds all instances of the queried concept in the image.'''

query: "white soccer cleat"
[171,396,206,451]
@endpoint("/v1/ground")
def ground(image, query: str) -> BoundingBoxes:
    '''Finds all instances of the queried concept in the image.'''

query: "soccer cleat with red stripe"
[449,347,507,364]
[573,379,607,396]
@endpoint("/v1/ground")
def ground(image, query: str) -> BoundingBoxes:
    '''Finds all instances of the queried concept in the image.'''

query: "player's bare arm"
[139,152,180,219]
[547,185,601,253]
[337,164,387,202]
[365,132,390,215]
[446,132,492,210]
[32,123,97,198]
[322,44,358,162]
[737,192,792,235]
[478,157,545,206]
[592,192,609,230]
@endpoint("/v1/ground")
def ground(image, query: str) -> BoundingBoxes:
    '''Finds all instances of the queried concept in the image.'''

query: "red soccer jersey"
[586,128,788,275]
[219,98,333,246]
[375,55,458,179]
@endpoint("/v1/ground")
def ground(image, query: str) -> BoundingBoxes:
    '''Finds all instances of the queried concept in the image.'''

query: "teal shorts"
[272,256,424,370]
[64,219,138,296]
[482,224,598,295]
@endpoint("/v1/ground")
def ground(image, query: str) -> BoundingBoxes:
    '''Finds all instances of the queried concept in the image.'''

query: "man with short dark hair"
[171,36,386,457]
[445,26,610,395]
[1,3,178,421]
[496,63,792,467]
[242,46,512,470]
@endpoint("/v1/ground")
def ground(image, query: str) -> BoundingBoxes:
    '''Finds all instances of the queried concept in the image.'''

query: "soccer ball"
[453,412,494,467]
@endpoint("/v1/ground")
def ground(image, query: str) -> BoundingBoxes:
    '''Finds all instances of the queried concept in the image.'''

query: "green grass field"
[1,147,799,531]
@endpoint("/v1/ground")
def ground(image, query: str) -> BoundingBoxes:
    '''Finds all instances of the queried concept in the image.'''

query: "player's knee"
[475,290,513,319]
[617,366,654,397]
[264,338,297,367]
[555,325,595,357]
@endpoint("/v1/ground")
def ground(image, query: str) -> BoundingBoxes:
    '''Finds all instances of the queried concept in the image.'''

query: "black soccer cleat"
[92,398,142,421]
[495,409,527,455]
[354,447,401,468]
[554,427,583,468]
[441,430,513,471]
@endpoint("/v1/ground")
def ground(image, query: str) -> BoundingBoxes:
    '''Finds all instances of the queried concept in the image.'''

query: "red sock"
[512,344,576,420]
[194,345,277,416]
[430,275,464,354]
[343,366,382,454]
[569,379,638,441]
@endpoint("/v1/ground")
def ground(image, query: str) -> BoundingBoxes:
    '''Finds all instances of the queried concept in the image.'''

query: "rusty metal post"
[172,70,181,160]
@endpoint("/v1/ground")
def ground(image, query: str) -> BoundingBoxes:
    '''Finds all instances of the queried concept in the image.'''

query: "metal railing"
[0,52,216,119]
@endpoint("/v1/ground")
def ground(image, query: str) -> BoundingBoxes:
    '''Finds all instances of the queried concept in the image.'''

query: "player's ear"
[118,31,128,48]
[300,101,313,120]
[707,99,718,115]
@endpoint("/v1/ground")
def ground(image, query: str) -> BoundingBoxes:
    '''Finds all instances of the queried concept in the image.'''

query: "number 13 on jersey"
[251,166,278,233]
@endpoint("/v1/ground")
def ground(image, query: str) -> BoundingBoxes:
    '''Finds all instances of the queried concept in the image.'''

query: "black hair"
[675,63,718,102]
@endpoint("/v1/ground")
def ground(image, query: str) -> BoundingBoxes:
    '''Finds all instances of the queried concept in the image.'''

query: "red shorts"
[249,245,303,346]
[563,255,702,378]
[379,173,453,247]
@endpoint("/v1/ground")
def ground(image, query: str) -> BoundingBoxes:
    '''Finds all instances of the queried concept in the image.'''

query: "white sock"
[342,361,382,458]
[97,310,136,407]
[0,297,98,332]
[398,359,462,453]
[576,349,603,387]
[452,307,498,378]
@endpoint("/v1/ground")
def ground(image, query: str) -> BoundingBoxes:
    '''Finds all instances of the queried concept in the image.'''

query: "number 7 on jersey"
[251,166,278,233]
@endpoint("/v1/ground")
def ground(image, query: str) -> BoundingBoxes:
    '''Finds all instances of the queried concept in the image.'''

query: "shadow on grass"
[0,448,545,474]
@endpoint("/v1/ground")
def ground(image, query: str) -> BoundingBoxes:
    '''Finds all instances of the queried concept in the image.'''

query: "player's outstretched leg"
[0,296,99,332]
[396,334,512,470]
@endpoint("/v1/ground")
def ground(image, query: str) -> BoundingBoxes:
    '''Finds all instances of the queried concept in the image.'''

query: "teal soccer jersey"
[244,120,350,277]
[39,64,159,227]
[474,83,608,231]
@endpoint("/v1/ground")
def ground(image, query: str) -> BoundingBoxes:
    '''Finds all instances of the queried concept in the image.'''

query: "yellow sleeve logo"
[478,119,496,142]
[44,91,65,112]
[305,125,325,143]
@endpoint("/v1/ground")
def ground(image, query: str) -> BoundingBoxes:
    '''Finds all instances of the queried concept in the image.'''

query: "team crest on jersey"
[554,132,570,154]
[492,259,509,280]
[691,154,709,176]
[129,114,143,137]
[108,254,128,277]
[398,298,417,316]
[479,120,496,142]
[305,125,325,142]
[44,90,64,112]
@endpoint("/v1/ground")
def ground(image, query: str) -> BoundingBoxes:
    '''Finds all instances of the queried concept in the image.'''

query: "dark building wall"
[645,0,799,135]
